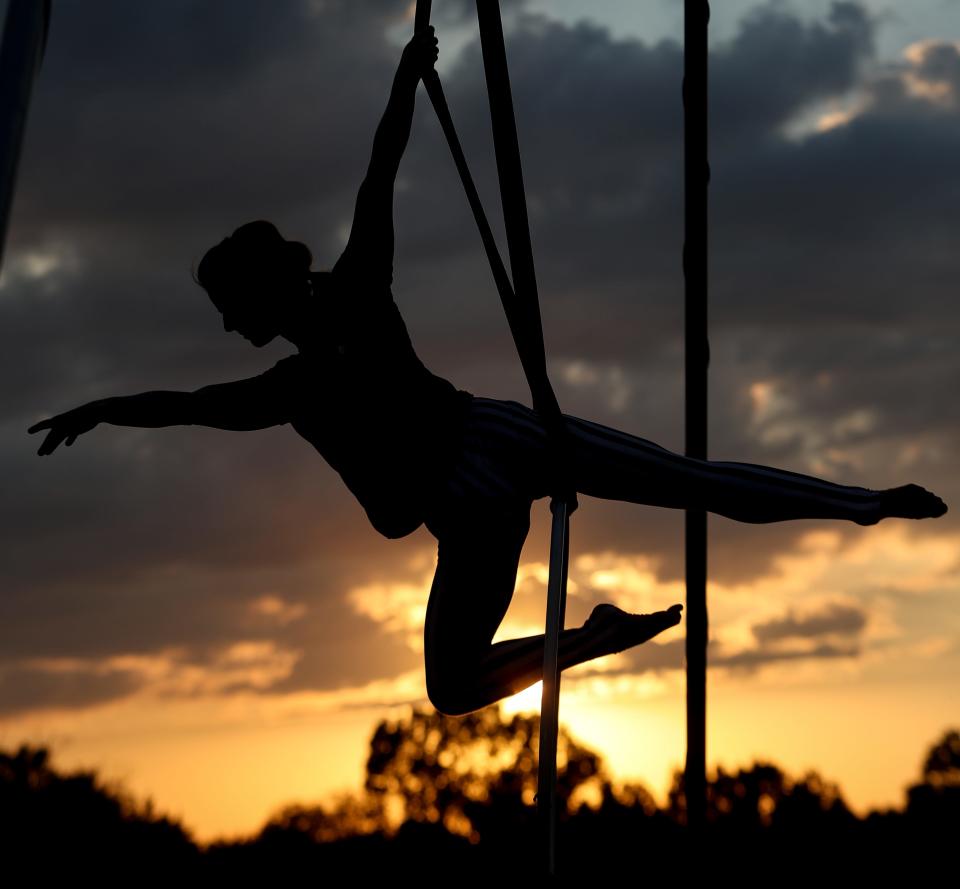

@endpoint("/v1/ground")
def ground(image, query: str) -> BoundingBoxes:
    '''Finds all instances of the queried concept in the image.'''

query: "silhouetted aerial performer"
[28,29,947,717]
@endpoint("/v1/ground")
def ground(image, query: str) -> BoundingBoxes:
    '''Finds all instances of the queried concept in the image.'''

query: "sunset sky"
[2,0,959,842]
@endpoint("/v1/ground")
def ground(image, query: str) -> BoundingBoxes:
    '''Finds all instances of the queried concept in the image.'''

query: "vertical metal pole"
[0,0,51,273]
[683,0,710,839]
[539,498,569,877]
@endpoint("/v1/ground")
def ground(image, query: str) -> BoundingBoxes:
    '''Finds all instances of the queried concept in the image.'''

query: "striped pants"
[421,396,882,715]
[425,396,882,528]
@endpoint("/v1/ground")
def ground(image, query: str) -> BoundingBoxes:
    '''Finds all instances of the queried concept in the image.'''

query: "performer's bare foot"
[875,484,948,523]
[581,602,683,658]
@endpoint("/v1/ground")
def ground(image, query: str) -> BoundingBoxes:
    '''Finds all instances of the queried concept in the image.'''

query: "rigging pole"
[683,0,711,840]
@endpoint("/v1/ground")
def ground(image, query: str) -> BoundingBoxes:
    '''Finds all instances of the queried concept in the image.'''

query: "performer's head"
[194,221,313,346]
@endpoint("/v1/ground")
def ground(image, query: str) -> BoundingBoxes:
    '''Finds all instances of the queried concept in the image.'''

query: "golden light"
[501,681,543,716]
[902,40,960,106]
[816,108,856,133]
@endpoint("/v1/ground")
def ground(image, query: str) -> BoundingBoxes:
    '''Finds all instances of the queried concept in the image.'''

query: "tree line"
[2,706,956,880]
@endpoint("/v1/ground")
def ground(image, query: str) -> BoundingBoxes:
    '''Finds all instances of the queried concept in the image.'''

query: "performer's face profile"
[211,288,278,348]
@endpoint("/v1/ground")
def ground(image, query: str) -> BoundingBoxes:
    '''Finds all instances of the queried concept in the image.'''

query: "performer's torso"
[268,271,473,538]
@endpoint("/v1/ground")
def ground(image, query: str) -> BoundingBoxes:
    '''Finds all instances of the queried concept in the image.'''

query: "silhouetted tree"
[0,744,198,878]
[905,728,960,830]
[364,707,611,841]
[919,728,960,785]
[7,720,959,878]
[666,761,853,831]
[260,791,388,843]
[663,758,859,879]
[247,705,658,874]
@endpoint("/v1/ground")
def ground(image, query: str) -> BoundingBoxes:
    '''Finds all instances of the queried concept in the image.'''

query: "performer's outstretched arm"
[28,373,290,454]
[334,27,439,285]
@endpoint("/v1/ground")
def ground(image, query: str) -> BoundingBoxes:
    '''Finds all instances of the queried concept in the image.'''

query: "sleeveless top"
[257,269,474,539]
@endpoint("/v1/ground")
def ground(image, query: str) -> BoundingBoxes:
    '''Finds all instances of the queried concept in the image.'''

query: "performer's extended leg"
[557,413,945,525]
[423,503,680,717]
[448,397,946,525]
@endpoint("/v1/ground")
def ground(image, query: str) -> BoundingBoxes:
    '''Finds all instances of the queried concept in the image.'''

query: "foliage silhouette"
[363,708,606,836]
[3,713,958,878]
[905,728,960,831]
[667,760,854,830]
[0,744,198,877]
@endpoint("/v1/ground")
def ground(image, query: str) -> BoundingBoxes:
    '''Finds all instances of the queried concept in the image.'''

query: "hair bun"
[230,220,284,248]
[282,240,312,272]
[195,220,312,295]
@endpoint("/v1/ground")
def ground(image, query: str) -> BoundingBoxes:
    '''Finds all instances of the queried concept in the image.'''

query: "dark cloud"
[718,599,868,673]
[1,2,957,716]
[714,640,860,670]
[574,599,870,679]
[0,661,144,718]
[715,2,875,136]
[913,39,960,92]
[715,595,869,673]
[575,629,861,681]
[263,604,423,695]
[752,601,868,643]
[614,637,686,674]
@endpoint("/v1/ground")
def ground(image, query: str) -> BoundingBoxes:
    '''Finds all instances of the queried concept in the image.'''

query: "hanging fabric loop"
[414,1,575,875]
[414,0,577,511]
[0,0,53,273]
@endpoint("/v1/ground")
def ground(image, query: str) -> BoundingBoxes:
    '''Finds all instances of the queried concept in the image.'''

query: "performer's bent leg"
[562,414,884,525]
[423,502,679,716]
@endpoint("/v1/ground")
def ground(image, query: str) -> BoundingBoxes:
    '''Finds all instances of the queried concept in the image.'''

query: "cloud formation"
[752,600,867,643]
[1,2,957,718]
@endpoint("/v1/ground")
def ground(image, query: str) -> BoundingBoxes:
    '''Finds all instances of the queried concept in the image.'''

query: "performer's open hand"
[28,402,102,455]
[402,24,439,77]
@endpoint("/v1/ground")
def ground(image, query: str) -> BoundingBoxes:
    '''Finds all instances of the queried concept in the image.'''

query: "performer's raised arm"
[333,26,439,285]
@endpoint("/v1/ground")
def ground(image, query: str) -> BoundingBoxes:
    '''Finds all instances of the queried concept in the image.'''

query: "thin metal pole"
[683,0,710,839]
[0,0,51,273]
[539,497,569,876]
